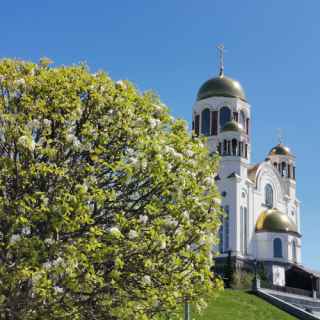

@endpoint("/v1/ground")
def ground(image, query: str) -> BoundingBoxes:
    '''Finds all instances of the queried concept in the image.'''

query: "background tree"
[0,59,223,320]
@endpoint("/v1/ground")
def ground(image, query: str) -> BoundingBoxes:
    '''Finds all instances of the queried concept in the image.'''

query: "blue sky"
[1,1,320,269]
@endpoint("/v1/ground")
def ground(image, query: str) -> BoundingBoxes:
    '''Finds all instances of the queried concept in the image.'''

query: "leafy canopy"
[0,59,222,319]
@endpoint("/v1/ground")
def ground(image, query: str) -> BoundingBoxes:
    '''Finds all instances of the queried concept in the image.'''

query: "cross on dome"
[217,44,226,76]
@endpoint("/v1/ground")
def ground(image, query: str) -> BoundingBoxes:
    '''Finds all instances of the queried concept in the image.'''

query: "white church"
[191,48,307,287]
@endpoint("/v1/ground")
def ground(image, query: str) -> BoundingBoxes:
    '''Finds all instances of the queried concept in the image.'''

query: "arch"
[265,183,274,208]
[273,238,283,258]
[219,106,231,128]
[201,108,210,136]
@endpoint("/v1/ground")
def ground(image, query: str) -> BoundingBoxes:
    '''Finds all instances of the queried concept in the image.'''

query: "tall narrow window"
[240,110,246,129]
[293,167,296,180]
[244,207,248,255]
[245,144,248,158]
[219,106,231,129]
[292,241,297,262]
[273,238,283,258]
[201,108,210,136]
[288,164,292,178]
[240,207,244,254]
[233,112,238,122]
[246,118,250,135]
[211,111,218,135]
[232,139,237,156]
[265,184,273,208]
[281,162,286,177]
[240,206,248,255]
[224,206,229,252]
[219,214,224,254]
[195,115,200,136]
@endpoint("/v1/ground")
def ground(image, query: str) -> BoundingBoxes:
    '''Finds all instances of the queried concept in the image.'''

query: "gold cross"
[277,128,284,144]
[217,44,226,76]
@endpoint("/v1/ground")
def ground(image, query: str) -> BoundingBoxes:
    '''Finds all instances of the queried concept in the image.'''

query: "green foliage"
[230,271,254,290]
[193,289,296,320]
[0,59,223,319]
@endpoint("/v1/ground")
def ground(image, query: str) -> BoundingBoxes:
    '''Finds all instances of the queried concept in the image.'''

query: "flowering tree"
[0,59,222,319]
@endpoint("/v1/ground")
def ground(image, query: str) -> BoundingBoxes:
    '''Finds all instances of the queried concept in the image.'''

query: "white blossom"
[128,230,138,240]
[66,133,81,148]
[15,78,26,86]
[18,135,35,151]
[43,261,52,269]
[139,215,148,224]
[27,119,41,129]
[109,226,121,236]
[204,176,215,186]
[143,275,151,285]
[44,238,54,245]
[10,234,21,244]
[182,210,189,220]
[149,118,160,129]
[185,150,194,157]
[160,240,166,250]
[43,118,52,127]
[53,286,64,294]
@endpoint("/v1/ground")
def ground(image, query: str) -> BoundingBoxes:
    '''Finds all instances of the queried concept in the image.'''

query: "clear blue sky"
[1,1,320,269]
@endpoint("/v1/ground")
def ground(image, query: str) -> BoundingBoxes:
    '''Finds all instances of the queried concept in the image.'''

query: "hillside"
[192,289,297,320]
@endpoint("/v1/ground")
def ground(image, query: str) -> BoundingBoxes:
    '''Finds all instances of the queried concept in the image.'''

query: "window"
[240,110,246,129]
[195,115,200,135]
[265,184,273,208]
[218,215,224,254]
[224,206,229,252]
[233,112,238,122]
[274,238,283,258]
[201,108,210,136]
[240,206,248,255]
[292,241,297,262]
[211,111,218,135]
[219,106,231,128]
[246,118,250,135]
[232,139,237,156]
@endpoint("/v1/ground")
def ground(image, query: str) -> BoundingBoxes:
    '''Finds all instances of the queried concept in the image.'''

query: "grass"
[191,289,297,320]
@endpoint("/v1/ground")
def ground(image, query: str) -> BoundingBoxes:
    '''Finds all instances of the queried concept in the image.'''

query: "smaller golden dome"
[256,209,299,236]
[269,143,292,156]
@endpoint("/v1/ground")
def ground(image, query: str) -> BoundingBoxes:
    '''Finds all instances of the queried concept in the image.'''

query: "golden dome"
[256,209,299,236]
[269,143,292,156]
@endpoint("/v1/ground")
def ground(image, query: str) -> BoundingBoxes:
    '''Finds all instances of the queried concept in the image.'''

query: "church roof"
[248,164,260,183]
[221,120,243,133]
[196,75,247,102]
[256,209,300,237]
[269,143,293,157]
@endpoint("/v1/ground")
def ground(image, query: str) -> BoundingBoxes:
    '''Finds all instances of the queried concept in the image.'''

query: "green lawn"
[191,290,297,320]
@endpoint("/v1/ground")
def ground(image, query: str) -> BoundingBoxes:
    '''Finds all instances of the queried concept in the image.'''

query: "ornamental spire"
[217,44,226,76]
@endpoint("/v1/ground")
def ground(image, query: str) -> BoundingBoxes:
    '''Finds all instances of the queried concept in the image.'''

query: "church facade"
[192,64,302,285]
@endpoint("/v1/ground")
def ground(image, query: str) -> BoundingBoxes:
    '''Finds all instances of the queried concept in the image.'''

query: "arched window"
[201,108,210,136]
[292,241,297,262]
[239,110,246,129]
[265,184,273,208]
[232,139,237,156]
[219,106,231,128]
[273,238,283,258]
[240,206,248,255]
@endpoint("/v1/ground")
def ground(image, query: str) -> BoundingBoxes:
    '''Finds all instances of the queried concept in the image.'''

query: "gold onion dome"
[269,143,292,156]
[197,74,246,102]
[221,120,243,133]
[256,209,299,236]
